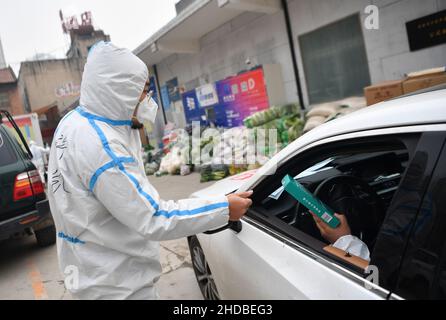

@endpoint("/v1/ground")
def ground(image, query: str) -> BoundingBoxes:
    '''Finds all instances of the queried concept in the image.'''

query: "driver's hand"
[227,191,253,221]
[310,212,351,244]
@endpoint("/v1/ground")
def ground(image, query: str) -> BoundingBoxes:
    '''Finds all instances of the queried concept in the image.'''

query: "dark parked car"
[0,110,55,247]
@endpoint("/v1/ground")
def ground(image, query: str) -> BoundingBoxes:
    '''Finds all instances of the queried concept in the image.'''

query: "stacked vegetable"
[243,103,304,147]
[199,127,248,182]
[155,129,192,176]
[144,149,163,176]
[200,164,229,182]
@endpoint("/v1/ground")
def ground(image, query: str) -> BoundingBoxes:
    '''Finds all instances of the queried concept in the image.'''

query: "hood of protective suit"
[80,42,149,121]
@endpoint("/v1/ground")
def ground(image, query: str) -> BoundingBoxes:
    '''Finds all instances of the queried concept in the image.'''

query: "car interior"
[249,135,419,273]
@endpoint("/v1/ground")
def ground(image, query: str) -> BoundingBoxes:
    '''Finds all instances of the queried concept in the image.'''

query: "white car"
[188,85,446,300]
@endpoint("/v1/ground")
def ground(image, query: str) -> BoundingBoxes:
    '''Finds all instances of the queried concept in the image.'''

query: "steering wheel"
[294,175,386,248]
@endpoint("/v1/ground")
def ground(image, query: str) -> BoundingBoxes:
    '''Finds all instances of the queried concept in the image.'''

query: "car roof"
[238,88,446,191]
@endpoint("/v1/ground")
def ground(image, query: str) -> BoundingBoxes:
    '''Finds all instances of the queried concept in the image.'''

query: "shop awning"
[134,0,281,66]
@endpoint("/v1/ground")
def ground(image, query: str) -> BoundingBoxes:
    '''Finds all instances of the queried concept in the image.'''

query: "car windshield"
[0,128,18,166]
[268,156,338,200]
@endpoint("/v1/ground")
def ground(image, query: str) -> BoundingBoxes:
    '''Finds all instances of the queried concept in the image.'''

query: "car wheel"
[189,236,220,300]
[35,225,56,247]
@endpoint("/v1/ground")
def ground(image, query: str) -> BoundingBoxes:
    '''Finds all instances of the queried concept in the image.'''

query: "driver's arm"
[311,213,370,261]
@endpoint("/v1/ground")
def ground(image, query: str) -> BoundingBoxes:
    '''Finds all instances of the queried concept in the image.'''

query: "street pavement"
[0,172,215,300]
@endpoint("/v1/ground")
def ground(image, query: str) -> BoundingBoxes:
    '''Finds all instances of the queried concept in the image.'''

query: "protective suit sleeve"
[332,235,370,261]
[91,159,230,241]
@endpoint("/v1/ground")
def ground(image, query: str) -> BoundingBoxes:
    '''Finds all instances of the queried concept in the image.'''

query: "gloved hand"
[227,191,253,221]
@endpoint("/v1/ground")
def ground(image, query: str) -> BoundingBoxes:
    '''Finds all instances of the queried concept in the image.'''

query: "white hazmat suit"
[47,42,229,300]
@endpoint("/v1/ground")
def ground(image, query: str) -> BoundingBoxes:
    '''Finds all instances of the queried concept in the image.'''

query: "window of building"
[299,14,371,104]
[0,92,10,110]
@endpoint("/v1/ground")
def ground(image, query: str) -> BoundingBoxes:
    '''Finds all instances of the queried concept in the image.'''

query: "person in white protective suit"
[29,140,49,182]
[47,41,253,300]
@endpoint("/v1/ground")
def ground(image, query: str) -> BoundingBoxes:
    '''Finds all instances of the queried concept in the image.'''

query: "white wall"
[156,9,299,105]
[154,0,446,110]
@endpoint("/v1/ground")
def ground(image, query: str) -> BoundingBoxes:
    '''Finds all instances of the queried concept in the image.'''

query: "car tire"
[188,236,220,300]
[35,225,56,247]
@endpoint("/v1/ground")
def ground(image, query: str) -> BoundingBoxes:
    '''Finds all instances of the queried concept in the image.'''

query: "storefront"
[135,0,446,143]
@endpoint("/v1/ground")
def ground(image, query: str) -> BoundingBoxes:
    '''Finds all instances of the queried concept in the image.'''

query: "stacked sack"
[303,96,366,133]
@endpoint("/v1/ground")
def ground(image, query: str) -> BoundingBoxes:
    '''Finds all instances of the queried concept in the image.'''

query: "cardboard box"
[403,72,446,94]
[364,80,404,106]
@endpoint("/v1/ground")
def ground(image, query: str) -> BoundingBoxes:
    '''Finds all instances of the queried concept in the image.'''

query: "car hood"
[190,169,258,198]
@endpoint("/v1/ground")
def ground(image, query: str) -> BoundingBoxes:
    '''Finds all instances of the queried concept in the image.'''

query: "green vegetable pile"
[243,103,299,128]
[200,164,229,182]
[244,103,303,147]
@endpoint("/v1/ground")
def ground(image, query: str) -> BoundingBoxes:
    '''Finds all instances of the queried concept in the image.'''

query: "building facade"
[18,58,84,114]
[136,0,446,122]
[0,67,25,116]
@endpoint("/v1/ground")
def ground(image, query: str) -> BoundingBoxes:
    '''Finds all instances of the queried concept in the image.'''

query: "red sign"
[215,68,270,127]
[60,10,93,34]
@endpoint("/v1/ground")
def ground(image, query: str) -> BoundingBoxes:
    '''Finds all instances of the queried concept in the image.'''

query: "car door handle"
[203,220,242,235]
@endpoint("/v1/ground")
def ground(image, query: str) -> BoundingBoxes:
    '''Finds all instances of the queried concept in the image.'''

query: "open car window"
[249,134,419,274]
[268,157,337,200]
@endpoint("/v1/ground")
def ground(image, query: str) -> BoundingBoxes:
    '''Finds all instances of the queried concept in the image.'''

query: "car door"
[370,131,446,298]
[201,128,442,299]
[388,134,446,299]
[200,216,388,299]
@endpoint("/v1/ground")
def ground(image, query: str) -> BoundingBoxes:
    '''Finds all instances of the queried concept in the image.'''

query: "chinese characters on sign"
[196,83,219,107]
[215,67,270,127]
[55,83,81,98]
[182,90,205,124]
[181,67,270,127]
[406,9,446,51]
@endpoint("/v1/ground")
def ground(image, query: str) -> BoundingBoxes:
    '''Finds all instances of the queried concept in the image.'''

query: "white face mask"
[136,95,158,124]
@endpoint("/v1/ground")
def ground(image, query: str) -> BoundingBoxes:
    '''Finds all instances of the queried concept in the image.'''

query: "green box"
[281,174,340,228]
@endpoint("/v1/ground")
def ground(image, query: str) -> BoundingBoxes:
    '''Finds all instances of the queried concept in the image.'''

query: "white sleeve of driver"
[92,160,230,241]
[332,235,371,261]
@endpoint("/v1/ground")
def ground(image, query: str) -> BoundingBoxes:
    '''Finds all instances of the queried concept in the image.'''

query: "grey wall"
[18,58,83,113]
[155,0,446,109]
[288,0,446,106]
[156,10,298,104]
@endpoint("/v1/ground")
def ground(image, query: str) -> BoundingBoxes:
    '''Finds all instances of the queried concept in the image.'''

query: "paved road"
[0,173,215,300]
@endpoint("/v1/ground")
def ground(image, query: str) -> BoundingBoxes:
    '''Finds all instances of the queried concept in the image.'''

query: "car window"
[392,136,446,299]
[260,146,408,247]
[371,132,446,294]
[249,133,420,277]
[0,128,18,166]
